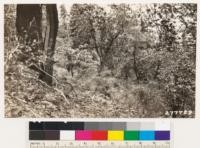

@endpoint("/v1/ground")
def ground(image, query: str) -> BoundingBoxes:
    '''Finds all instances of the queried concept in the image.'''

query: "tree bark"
[16,4,42,46]
[39,5,58,86]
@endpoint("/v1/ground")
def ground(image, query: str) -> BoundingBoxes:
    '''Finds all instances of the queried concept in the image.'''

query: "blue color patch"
[139,131,155,140]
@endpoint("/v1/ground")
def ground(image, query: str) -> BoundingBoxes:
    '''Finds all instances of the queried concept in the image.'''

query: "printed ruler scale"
[30,141,170,148]
[28,122,172,148]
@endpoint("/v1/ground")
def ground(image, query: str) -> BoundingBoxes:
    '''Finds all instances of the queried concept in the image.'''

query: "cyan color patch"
[139,131,155,140]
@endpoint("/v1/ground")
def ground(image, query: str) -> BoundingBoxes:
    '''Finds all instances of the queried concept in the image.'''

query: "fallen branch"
[54,88,70,105]
[21,65,71,104]
[28,63,77,99]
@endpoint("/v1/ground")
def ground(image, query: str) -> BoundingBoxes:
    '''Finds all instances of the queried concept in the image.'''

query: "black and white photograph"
[4,3,196,118]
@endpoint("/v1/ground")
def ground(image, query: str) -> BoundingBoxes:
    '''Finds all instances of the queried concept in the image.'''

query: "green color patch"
[124,131,139,140]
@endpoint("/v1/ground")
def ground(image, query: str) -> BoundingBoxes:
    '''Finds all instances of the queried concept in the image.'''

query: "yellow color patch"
[108,130,124,141]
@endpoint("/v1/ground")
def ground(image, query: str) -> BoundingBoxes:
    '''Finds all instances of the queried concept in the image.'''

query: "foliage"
[142,4,196,114]
[58,4,69,40]
[4,5,17,54]
[69,4,133,71]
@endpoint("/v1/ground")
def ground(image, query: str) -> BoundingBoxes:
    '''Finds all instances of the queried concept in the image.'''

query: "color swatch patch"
[108,130,124,141]
[124,131,139,140]
[139,131,155,140]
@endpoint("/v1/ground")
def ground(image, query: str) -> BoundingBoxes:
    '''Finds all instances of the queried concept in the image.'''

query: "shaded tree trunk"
[16,4,58,86]
[16,4,42,45]
[39,5,58,86]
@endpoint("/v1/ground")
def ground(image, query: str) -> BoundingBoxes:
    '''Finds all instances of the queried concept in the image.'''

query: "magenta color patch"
[75,130,92,140]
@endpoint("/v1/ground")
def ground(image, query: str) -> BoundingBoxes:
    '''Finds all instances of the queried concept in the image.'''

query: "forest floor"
[5,39,168,118]
[5,67,167,118]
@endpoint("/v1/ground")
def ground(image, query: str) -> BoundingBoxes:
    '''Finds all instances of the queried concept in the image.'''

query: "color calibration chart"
[29,121,171,148]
